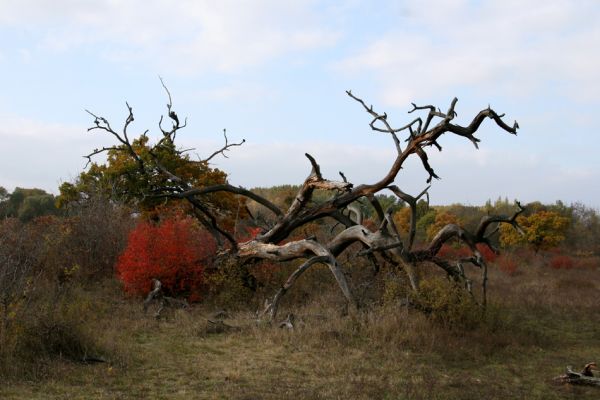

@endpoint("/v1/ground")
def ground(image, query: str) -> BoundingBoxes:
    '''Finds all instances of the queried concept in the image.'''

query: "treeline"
[0,187,59,222]
[2,184,599,256]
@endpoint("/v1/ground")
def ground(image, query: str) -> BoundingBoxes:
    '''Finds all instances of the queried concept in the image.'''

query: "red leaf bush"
[116,216,216,302]
[497,254,519,276]
[549,254,574,270]
[476,243,498,263]
[437,243,497,263]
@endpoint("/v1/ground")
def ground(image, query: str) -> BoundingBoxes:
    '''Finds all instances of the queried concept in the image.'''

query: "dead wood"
[554,363,600,387]
[84,82,522,321]
[143,279,189,318]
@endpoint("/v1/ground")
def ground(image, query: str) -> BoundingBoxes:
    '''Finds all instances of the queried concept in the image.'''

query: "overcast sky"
[1,0,599,208]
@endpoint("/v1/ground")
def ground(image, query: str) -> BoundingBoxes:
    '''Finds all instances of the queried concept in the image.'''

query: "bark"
[84,83,522,318]
[554,366,600,387]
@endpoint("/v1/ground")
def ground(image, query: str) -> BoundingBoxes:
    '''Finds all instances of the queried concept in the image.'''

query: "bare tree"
[83,84,523,319]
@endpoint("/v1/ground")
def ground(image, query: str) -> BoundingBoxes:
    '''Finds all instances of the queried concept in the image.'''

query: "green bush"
[413,277,483,329]
[204,255,257,309]
[0,283,104,379]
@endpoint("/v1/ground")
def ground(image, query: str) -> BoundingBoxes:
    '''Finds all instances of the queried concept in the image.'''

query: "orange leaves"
[426,211,461,241]
[116,216,216,301]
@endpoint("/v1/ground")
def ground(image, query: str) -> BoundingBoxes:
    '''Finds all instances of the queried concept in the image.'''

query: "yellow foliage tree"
[499,210,569,252]
[392,207,412,235]
[426,211,461,241]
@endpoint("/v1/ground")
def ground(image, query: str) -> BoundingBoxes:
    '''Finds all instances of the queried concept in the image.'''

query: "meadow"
[1,251,598,399]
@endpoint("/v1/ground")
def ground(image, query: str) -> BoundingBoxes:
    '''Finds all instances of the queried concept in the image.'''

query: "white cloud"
[189,81,278,103]
[0,113,105,193]
[0,0,340,74]
[3,113,598,208]
[335,0,600,105]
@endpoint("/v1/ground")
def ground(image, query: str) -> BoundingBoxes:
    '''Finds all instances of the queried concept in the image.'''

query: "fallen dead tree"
[554,363,600,387]
[83,82,523,319]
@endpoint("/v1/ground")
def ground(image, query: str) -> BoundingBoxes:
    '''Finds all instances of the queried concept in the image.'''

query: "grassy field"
[1,263,599,399]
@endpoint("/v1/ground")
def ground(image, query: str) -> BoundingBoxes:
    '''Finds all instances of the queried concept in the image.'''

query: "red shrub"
[437,243,496,263]
[437,244,455,259]
[455,245,472,259]
[116,216,216,301]
[251,260,281,287]
[549,254,574,270]
[514,247,537,265]
[238,226,261,242]
[573,256,600,270]
[497,254,518,276]
[476,243,498,263]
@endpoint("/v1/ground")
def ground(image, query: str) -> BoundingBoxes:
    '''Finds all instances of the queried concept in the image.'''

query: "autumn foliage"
[116,216,216,301]
[436,243,497,263]
[549,254,575,270]
[499,210,569,252]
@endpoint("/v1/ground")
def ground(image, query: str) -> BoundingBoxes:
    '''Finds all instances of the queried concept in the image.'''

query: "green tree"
[17,194,57,222]
[415,209,437,243]
[0,188,58,221]
[0,187,8,218]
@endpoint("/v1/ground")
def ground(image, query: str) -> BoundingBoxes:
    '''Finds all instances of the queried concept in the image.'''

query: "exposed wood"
[278,313,295,330]
[84,83,522,317]
[143,279,189,318]
[554,363,600,387]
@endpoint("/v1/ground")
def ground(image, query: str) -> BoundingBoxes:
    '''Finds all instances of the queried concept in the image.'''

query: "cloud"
[3,113,598,208]
[0,0,340,74]
[335,0,600,105]
[0,113,105,193]
[189,81,278,103]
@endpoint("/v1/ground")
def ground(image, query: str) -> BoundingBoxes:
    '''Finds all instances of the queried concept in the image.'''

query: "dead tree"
[554,363,600,387]
[83,83,523,320]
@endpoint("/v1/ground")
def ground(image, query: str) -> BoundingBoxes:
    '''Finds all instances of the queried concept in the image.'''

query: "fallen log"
[554,363,600,387]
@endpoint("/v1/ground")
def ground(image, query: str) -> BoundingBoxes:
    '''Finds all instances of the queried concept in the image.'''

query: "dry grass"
[1,261,599,399]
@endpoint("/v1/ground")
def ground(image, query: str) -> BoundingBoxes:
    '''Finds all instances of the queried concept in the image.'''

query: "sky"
[0,0,599,208]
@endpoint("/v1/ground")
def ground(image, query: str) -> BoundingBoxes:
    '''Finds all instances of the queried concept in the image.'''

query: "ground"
[1,263,599,399]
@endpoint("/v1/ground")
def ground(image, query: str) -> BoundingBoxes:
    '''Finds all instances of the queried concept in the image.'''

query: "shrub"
[476,243,498,263]
[0,281,109,379]
[203,255,257,308]
[436,243,495,263]
[573,256,600,269]
[413,277,483,329]
[497,254,519,276]
[549,254,574,270]
[116,216,216,301]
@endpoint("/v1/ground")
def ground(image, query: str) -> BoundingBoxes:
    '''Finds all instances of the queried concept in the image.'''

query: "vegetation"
[0,187,58,221]
[117,214,215,301]
[500,210,570,253]
[1,87,599,398]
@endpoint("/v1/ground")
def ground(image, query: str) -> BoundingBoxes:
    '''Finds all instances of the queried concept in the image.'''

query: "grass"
[1,263,599,399]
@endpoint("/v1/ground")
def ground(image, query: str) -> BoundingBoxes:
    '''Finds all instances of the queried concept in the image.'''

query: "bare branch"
[82,85,521,315]
[388,185,430,251]
[169,184,283,217]
[476,201,526,240]
[203,129,246,163]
